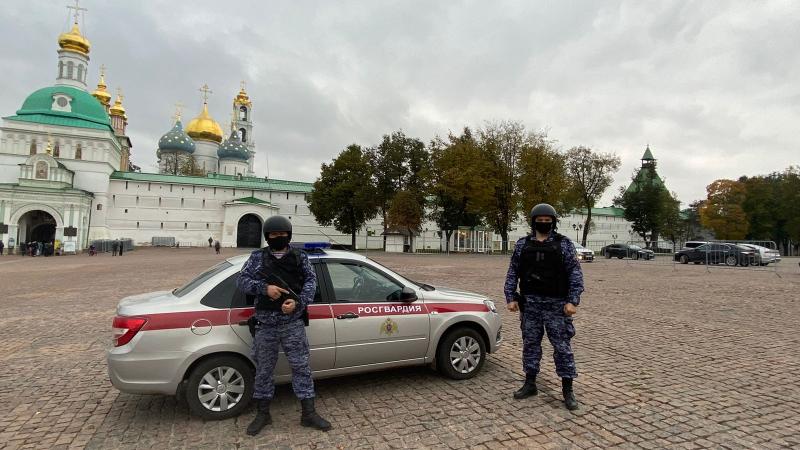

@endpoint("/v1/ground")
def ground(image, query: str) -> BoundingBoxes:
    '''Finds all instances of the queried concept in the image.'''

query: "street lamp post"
[571,223,583,242]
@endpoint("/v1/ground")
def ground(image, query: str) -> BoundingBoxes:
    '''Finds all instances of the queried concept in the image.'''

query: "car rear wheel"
[185,355,254,420]
[680,255,689,264]
[437,327,486,380]
[725,255,737,266]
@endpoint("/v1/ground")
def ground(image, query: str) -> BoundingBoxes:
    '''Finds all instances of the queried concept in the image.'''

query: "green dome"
[218,130,250,161]
[7,85,113,131]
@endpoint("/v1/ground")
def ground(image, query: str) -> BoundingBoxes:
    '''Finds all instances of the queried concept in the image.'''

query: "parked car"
[600,243,655,260]
[681,241,709,249]
[107,248,503,420]
[738,244,781,266]
[574,244,594,262]
[674,243,756,266]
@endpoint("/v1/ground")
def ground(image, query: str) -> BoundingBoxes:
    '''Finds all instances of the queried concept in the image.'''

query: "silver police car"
[108,249,502,419]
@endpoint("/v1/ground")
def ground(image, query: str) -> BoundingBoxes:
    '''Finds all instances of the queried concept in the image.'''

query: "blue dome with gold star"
[217,129,249,160]
[157,120,195,154]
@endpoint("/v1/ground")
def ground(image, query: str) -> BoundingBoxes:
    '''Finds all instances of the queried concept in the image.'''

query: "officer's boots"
[246,399,272,436]
[513,373,538,399]
[300,397,332,431]
[562,378,579,411]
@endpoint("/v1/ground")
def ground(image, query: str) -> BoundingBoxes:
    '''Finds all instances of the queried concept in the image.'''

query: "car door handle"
[336,312,359,320]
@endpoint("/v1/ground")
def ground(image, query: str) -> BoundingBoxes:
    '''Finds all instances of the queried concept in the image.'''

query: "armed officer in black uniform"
[504,203,585,410]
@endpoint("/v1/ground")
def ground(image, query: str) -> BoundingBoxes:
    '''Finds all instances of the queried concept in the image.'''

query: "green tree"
[659,191,685,251]
[517,132,578,219]
[614,166,670,248]
[386,190,423,249]
[368,131,429,243]
[699,179,749,240]
[478,121,528,252]
[429,128,494,252]
[309,145,379,249]
[565,146,621,247]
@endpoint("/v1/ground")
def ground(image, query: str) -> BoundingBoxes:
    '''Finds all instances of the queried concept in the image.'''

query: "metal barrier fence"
[89,238,134,253]
[151,236,176,247]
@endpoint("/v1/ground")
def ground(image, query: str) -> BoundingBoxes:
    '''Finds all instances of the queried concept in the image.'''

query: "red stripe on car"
[426,303,489,313]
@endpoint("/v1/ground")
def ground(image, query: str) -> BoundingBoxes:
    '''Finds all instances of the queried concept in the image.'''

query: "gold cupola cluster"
[58,22,91,56]
[91,66,112,107]
[233,84,252,107]
[109,90,127,120]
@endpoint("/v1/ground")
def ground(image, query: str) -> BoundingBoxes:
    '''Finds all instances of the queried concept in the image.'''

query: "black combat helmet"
[530,203,558,220]
[262,215,292,240]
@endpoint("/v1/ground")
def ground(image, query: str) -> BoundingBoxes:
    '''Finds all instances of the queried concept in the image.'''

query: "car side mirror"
[400,286,418,302]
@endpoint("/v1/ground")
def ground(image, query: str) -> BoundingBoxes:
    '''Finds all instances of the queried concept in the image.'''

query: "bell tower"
[232,81,255,175]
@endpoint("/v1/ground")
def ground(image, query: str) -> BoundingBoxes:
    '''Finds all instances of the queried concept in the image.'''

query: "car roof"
[225,248,368,267]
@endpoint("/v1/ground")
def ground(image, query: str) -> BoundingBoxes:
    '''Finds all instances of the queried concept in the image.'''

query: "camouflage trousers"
[520,297,577,379]
[252,314,315,400]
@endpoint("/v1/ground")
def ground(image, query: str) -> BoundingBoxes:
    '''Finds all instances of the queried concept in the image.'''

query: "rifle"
[249,270,310,334]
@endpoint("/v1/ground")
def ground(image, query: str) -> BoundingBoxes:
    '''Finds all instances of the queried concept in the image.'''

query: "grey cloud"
[1,0,798,207]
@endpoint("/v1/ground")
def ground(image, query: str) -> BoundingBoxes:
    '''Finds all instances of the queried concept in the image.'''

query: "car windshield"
[629,245,642,250]
[735,245,754,251]
[173,261,233,297]
[365,257,435,291]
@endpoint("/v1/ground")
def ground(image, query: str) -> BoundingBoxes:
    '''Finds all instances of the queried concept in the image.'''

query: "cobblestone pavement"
[0,249,798,449]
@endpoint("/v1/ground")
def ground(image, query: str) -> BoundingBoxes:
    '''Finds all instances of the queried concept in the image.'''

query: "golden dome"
[109,91,126,117]
[186,103,223,143]
[58,23,90,56]
[92,69,111,107]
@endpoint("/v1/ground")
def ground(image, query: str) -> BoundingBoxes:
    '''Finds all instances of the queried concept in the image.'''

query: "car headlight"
[484,300,497,313]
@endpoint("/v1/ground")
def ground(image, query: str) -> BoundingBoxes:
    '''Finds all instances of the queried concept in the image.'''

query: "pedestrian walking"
[0,239,4,256]
[112,240,119,256]
[504,203,585,411]
[208,236,213,248]
[214,240,221,254]
[118,240,124,256]
[236,215,331,436]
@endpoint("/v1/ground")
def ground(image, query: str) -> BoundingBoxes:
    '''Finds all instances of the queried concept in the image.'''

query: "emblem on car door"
[379,318,399,336]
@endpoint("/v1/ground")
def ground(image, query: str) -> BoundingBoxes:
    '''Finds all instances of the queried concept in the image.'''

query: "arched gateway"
[236,214,262,248]
[18,210,57,243]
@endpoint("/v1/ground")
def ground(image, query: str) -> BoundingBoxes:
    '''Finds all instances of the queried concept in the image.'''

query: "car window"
[326,262,403,302]
[629,245,641,250]
[696,244,711,251]
[174,261,232,297]
[201,272,244,309]
[230,263,325,308]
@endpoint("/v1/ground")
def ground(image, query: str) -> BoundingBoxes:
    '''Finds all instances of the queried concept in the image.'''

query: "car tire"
[437,327,486,380]
[185,355,254,420]
[633,253,640,261]
[680,255,689,264]
[725,255,737,266]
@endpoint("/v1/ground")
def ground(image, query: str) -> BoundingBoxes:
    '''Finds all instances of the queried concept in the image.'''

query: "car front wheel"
[185,355,254,420]
[725,255,737,266]
[437,327,486,380]
[680,255,689,264]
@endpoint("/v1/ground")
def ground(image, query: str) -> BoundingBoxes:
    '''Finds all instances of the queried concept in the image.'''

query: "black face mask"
[534,221,554,235]
[267,236,290,251]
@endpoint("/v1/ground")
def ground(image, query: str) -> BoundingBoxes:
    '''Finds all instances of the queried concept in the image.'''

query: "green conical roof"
[642,145,655,161]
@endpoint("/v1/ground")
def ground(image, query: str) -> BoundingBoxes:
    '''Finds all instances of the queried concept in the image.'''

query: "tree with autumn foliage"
[429,128,494,252]
[699,179,749,240]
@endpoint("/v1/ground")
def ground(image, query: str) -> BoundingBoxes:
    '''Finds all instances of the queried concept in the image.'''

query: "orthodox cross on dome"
[116,87,124,102]
[199,84,213,103]
[66,0,87,24]
[99,64,106,77]
[173,102,184,122]
[240,80,247,91]
[230,110,237,131]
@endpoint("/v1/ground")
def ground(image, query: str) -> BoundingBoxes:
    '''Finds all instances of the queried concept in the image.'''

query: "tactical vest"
[518,233,569,298]
[256,247,306,312]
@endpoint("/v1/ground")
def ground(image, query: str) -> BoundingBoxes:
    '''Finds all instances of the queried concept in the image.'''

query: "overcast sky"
[1,0,798,206]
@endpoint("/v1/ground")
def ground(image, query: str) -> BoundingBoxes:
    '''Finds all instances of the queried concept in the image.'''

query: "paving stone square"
[0,248,798,449]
